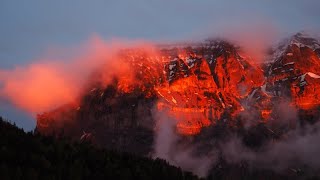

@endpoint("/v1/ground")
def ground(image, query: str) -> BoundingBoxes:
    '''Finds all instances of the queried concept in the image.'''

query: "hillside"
[0,117,199,180]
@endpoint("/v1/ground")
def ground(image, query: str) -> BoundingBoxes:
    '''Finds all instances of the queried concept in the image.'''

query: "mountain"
[35,32,320,159]
[31,32,320,179]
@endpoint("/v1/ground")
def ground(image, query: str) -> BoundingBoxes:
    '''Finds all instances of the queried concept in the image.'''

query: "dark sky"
[1,0,320,131]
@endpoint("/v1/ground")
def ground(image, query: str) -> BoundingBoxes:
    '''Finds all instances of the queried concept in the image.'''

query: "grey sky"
[0,0,320,130]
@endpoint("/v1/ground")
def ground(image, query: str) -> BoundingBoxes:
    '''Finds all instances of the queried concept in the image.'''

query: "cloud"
[0,36,156,115]
[222,121,320,173]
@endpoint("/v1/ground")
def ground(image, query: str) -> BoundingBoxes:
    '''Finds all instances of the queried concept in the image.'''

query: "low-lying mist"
[153,100,320,177]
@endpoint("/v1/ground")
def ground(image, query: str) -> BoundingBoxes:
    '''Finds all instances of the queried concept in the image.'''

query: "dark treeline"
[0,117,200,180]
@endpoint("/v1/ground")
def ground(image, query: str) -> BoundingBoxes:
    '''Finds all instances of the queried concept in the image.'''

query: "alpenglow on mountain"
[36,32,320,154]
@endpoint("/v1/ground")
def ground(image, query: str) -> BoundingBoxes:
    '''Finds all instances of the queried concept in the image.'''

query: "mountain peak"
[269,32,320,64]
[290,32,320,50]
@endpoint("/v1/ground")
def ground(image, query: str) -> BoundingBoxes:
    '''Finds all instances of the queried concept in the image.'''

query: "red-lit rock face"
[36,34,320,138]
[266,33,320,112]
[154,42,264,135]
[103,41,264,135]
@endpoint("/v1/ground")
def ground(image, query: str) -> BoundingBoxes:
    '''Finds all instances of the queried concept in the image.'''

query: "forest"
[0,117,199,180]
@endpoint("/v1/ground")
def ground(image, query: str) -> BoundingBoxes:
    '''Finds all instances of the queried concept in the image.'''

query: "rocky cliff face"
[239,33,320,131]
[36,33,320,153]
[157,40,264,135]
[267,33,320,109]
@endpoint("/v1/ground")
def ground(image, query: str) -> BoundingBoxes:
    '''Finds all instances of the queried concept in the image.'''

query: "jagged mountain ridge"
[36,33,320,154]
[247,33,320,125]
